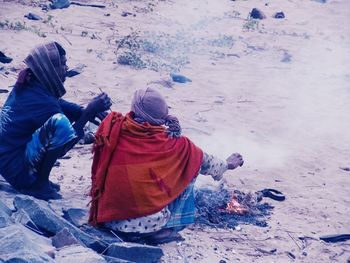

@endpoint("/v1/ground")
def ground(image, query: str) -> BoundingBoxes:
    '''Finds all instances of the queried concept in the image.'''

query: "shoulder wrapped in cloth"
[89,111,203,226]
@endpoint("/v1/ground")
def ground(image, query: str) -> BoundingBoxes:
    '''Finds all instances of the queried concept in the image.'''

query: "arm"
[200,153,228,181]
[59,99,83,123]
[200,152,244,181]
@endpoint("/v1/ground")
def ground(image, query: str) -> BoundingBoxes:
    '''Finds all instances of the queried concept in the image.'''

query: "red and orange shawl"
[89,112,203,226]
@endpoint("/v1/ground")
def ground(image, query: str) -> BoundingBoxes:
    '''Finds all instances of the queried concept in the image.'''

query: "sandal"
[257,188,286,202]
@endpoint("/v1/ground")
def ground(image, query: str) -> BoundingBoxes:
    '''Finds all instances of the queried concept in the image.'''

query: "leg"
[145,180,196,244]
[22,113,77,200]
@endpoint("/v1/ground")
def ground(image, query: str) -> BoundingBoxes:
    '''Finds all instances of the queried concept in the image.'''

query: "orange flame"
[225,195,249,215]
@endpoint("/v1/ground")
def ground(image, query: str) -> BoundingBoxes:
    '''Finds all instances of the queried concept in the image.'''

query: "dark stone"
[0,51,13,64]
[52,227,79,248]
[50,0,70,9]
[170,73,192,83]
[24,12,42,21]
[0,224,54,262]
[121,11,133,17]
[13,196,107,253]
[106,242,163,263]
[0,89,9,94]
[66,64,86,78]
[274,12,285,19]
[63,208,88,227]
[250,8,266,19]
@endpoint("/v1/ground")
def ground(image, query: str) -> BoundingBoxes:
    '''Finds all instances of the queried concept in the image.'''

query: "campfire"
[224,195,249,215]
[195,186,273,229]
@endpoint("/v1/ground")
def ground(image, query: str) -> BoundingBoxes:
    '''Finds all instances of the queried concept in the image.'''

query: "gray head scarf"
[24,42,66,98]
[131,88,182,137]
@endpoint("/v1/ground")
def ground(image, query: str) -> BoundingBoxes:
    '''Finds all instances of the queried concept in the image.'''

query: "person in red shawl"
[89,88,244,243]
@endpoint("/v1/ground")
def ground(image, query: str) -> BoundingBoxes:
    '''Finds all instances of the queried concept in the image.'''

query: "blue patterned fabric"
[0,80,81,189]
[25,113,77,178]
[165,180,196,230]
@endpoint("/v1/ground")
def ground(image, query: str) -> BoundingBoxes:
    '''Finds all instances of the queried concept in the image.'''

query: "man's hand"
[86,93,112,118]
[226,153,244,170]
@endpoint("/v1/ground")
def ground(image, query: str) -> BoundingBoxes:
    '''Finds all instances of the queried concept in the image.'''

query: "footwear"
[20,188,62,201]
[0,51,13,64]
[256,188,286,202]
[145,229,184,245]
[20,182,62,201]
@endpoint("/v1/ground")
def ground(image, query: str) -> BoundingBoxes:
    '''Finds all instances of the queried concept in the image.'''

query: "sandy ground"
[0,0,350,262]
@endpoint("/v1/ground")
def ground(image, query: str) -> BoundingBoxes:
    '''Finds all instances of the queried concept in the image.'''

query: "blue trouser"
[14,113,76,189]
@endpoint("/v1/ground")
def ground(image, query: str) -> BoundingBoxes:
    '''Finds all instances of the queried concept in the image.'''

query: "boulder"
[51,227,79,249]
[81,225,123,245]
[106,242,163,263]
[12,209,43,235]
[104,255,134,263]
[62,208,88,227]
[0,200,13,228]
[0,224,54,262]
[13,196,106,252]
[55,244,106,263]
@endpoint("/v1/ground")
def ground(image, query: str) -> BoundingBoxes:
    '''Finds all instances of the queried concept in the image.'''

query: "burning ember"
[195,187,273,229]
[225,195,249,215]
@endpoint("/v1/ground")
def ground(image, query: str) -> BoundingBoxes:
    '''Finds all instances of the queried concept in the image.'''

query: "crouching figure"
[89,88,243,243]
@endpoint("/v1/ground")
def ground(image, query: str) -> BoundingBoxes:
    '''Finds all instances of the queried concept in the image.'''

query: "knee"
[46,113,77,147]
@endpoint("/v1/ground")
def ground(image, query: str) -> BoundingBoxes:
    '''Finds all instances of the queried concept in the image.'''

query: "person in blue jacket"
[0,42,112,200]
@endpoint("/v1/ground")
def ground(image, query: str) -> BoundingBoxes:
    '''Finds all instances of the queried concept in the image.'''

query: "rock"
[55,244,106,263]
[0,224,54,262]
[0,89,9,93]
[250,8,266,19]
[13,195,107,252]
[274,12,285,19]
[0,200,12,228]
[121,11,134,17]
[170,73,192,83]
[24,12,42,21]
[51,0,70,9]
[81,225,123,245]
[52,227,80,248]
[0,51,13,64]
[63,208,88,227]
[66,63,86,78]
[0,200,12,216]
[106,242,164,263]
[12,209,43,235]
[103,255,134,263]
[281,51,292,63]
